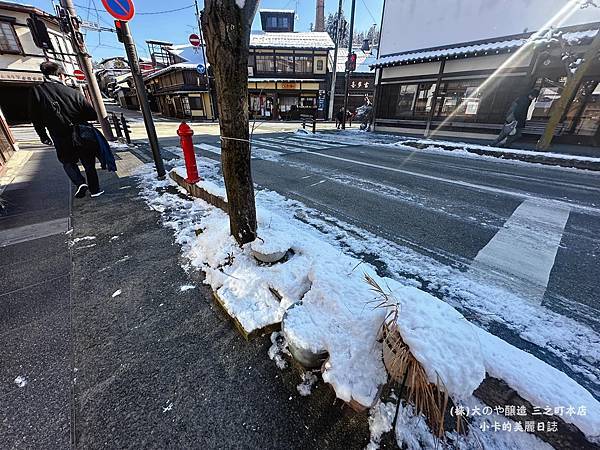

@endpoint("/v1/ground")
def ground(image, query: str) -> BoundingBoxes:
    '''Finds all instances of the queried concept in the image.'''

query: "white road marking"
[195,143,222,155]
[252,138,293,151]
[290,135,343,147]
[0,218,70,247]
[309,179,327,187]
[299,149,600,215]
[470,199,571,303]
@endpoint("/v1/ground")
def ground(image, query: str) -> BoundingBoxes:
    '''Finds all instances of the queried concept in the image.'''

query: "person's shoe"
[90,190,105,198]
[75,184,88,198]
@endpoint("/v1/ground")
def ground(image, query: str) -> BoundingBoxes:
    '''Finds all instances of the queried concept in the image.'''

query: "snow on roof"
[144,63,198,81]
[259,9,295,14]
[373,37,528,67]
[373,27,599,68]
[250,31,334,49]
[168,44,206,65]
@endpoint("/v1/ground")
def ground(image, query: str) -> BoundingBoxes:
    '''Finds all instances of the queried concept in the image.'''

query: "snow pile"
[391,284,486,399]
[478,329,600,438]
[405,138,600,163]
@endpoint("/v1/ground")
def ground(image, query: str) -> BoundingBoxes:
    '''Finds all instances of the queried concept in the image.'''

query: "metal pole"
[119,21,165,178]
[59,0,114,140]
[342,0,356,130]
[195,0,216,121]
[327,0,344,121]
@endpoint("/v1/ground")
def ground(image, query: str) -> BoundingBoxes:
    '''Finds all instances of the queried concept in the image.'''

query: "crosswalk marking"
[470,199,571,303]
[287,135,342,147]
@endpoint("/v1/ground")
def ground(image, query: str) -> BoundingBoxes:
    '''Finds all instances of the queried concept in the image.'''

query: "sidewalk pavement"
[0,132,374,449]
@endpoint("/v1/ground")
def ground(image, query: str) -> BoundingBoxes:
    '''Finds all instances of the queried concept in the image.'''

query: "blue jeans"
[62,152,100,194]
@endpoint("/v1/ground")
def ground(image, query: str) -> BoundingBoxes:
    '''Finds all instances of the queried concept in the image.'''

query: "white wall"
[380,0,600,56]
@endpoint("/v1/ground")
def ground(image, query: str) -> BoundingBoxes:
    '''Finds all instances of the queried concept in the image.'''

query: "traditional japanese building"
[373,0,600,147]
[144,63,215,120]
[0,1,80,124]
[247,9,334,120]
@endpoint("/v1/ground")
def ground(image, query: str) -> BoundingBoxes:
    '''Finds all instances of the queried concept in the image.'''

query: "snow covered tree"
[202,0,259,245]
[326,11,348,47]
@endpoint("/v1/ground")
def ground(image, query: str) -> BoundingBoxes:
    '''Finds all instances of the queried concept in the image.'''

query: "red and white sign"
[189,33,201,47]
[73,69,86,81]
[101,0,135,22]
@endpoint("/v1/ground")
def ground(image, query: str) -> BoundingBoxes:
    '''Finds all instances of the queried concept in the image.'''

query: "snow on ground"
[137,159,600,445]
[407,138,600,163]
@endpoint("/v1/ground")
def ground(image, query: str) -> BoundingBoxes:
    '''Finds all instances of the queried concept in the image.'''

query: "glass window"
[396,84,417,118]
[0,21,21,53]
[414,83,436,117]
[316,59,324,71]
[280,17,289,28]
[181,97,191,115]
[276,55,294,73]
[437,80,483,117]
[256,55,275,73]
[268,17,277,28]
[295,56,313,73]
[189,96,204,112]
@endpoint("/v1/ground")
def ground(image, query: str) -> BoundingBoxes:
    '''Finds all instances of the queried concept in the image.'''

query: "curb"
[402,141,600,171]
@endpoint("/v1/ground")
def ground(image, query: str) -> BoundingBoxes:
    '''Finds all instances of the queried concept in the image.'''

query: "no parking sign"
[101,0,135,21]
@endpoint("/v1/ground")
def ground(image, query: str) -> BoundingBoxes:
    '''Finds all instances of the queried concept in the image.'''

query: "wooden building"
[0,1,80,124]
[144,63,214,120]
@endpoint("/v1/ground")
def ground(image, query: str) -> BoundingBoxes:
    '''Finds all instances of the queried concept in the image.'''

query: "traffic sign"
[101,0,135,22]
[74,69,86,81]
[196,64,206,75]
[189,33,201,47]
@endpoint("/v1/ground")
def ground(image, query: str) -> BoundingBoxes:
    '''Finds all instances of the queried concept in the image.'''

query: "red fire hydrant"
[177,122,200,183]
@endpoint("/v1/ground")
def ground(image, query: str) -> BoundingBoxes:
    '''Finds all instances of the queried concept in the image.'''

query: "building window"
[295,56,313,73]
[414,83,436,117]
[256,55,275,73]
[276,55,294,73]
[0,21,22,54]
[189,96,204,113]
[438,80,482,117]
[181,96,191,116]
[316,59,324,71]
[396,84,417,117]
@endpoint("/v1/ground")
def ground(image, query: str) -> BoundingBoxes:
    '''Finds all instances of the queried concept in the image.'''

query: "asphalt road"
[155,129,600,399]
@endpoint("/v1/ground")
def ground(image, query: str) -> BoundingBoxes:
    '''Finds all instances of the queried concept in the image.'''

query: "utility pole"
[117,20,165,178]
[342,0,356,130]
[195,0,216,121]
[327,0,344,121]
[59,0,114,140]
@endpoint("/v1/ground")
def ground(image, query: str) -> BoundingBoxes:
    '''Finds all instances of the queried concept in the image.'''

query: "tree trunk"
[202,0,258,245]
[537,30,600,150]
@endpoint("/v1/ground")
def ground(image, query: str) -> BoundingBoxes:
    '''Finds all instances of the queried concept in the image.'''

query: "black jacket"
[28,80,97,163]
[507,94,533,128]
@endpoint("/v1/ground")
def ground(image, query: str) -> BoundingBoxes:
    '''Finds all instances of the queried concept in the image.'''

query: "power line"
[358,0,378,26]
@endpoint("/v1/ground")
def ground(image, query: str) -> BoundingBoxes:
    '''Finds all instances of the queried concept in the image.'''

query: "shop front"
[248,79,324,120]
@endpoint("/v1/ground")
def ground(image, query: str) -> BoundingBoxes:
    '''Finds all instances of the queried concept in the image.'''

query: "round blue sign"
[101,0,135,21]
[196,64,206,75]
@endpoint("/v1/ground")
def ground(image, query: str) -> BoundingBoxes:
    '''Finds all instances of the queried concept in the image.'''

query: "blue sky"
[20,0,383,61]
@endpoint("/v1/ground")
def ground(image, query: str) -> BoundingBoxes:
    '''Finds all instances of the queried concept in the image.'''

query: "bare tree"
[202,0,259,245]
[537,1,600,149]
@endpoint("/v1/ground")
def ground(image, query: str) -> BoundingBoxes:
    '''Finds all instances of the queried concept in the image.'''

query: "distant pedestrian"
[347,109,356,128]
[28,62,105,198]
[335,107,345,129]
[491,89,540,148]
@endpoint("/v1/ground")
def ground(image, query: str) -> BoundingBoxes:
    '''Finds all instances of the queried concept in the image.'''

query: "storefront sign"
[0,71,44,83]
[465,100,479,115]
[349,78,373,91]
[280,82,298,90]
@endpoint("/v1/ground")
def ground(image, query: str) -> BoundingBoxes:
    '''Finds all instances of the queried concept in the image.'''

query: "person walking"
[491,89,540,148]
[335,107,345,129]
[28,62,104,198]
